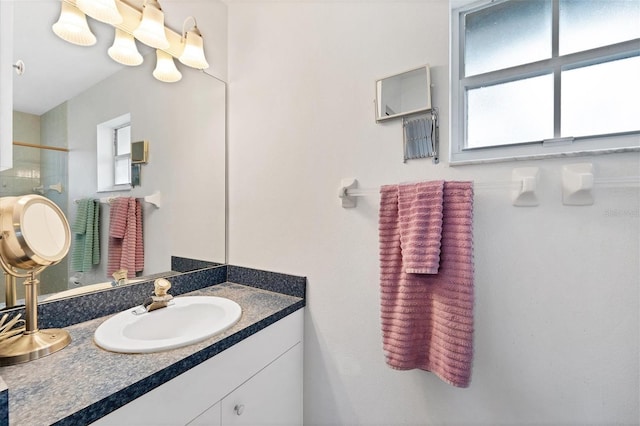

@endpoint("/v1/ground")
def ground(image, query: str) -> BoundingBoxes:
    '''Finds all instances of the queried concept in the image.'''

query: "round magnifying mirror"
[0,195,71,270]
[0,195,72,366]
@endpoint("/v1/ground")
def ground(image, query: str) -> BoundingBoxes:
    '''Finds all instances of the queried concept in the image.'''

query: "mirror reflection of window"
[113,124,131,186]
[97,113,132,192]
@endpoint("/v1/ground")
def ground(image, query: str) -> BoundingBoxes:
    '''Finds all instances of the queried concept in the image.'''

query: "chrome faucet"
[133,278,174,315]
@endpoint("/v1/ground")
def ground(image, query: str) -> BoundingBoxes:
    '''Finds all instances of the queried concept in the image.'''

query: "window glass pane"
[465,0,552,76]
[560,0,640,55]
[115,125,131,155]
[467,74,554,148]
[114,156,130,185]
[562,56,640,138]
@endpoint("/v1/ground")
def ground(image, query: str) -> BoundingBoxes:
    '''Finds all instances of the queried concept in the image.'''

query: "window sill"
[96,185,132,193]
[449,134,640,166]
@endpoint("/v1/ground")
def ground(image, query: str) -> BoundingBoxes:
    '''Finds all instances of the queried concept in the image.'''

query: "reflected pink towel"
[398,181,444,274]
[379,181,474,387]
[107,198,144,278]
[134,199,144,273]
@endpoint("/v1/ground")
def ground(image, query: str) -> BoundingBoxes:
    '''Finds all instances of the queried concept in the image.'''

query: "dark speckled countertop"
[0,265,306,426]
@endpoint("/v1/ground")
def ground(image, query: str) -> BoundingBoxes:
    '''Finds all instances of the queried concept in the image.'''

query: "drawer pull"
[234,404,245,416]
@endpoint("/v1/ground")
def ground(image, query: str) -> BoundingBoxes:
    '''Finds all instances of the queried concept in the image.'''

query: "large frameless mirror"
[1,0,226,308]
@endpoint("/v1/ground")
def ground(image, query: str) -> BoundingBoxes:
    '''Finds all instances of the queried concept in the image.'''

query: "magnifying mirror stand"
[4,270,17,308]
[0,269,71,366]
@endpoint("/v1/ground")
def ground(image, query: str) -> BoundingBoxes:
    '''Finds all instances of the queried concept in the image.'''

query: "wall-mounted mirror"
[375,65,432,122]
[0,0,226,307]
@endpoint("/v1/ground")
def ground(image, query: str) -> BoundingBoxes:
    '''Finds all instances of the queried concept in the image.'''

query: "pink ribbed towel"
[379,181,474,388]
[107,198,144,279]
[398,181,444,274]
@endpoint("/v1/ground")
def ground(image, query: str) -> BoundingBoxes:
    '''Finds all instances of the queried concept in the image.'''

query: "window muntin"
[451,0,640,164]
[113,124,131,186]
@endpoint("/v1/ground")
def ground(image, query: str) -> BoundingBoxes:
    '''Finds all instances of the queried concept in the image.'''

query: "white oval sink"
[94,296,242,353]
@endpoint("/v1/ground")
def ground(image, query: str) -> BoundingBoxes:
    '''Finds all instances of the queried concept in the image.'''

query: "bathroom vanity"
[0,265,306,425]
[95,307,303,426]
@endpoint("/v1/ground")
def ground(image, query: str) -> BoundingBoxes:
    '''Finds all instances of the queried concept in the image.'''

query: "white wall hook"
[512,167,539,207]
[339,178,358,208]
[144,191,162,208]
[49,182,63,193]
[562,163,594,206]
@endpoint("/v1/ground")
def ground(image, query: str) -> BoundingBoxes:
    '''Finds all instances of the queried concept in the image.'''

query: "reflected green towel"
[92,201,100,265]
[71,199,100,272]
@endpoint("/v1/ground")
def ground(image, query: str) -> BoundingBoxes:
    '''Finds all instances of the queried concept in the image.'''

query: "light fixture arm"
[182,16,201,39]
[144,0,162,11]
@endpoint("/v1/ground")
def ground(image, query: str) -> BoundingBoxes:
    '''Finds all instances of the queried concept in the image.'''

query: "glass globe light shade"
[153,50,182,83]
[133,0,170,49]
[52,2,97,46]
[77,0,123,25]
[108,29,143,66]
[179,28,209,69]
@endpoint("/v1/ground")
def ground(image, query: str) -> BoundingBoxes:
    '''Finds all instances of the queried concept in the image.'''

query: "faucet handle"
[112,269,128,285]
[154,278,171,297]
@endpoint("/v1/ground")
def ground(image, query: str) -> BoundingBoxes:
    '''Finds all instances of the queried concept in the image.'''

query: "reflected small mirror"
[375,65,432,122]
[131,140,149,164]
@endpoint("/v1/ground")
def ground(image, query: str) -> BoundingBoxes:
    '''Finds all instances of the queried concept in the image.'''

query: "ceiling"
[12,0,188,116]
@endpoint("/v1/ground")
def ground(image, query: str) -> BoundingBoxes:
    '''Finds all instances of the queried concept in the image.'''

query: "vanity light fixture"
[179,17,209,70]
[133,0,170,50]
[52,0,210,83]
[108,28,144,66]
[153,49,182,83]
[76,0,122,25]
[52,1,96,46]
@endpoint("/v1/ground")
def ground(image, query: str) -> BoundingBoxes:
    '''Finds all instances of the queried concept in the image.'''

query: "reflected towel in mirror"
[107,197,144,279]
[70,198,100,272]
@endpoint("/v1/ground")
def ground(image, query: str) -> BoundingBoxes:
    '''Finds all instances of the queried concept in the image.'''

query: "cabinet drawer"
[221,342,303,426]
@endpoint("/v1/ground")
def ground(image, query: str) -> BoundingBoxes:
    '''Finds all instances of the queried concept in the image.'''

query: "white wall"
[226,1,640,425]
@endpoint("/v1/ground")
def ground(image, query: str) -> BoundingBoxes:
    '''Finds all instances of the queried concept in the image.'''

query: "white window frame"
[113,124,132,186]
[450,0,640,165]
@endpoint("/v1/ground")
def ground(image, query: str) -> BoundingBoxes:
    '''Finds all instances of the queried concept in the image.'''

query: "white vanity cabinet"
[188,402,221,426]
[193,342,302,426]
[220,342,302,425]
[93,309,303,426]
